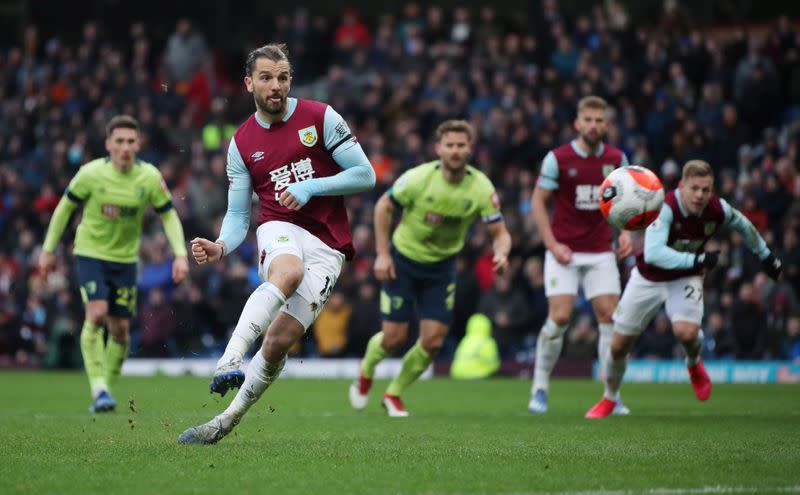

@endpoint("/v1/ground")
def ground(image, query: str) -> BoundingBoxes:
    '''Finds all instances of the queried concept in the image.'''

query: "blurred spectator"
[704,310,736,359]
[138,287,176,357]
[450,313,500,379]
[636,313,676,359]
[164,19,208,84]
[346,282,381,357]
[450,254,481,348]
[563,315,598,360]
[788,315,800,362]
[731,282,766,359]
[477,271,529,357]
[334,8,371,50]
[313,290,351,357]
[739,194,768,233]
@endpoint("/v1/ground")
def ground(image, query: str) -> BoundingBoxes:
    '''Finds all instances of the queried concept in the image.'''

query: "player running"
[528,96,632,414]
[585,160,782,418]
[178,44,375,444]
[39,115,189,413]
[349,119,511,417]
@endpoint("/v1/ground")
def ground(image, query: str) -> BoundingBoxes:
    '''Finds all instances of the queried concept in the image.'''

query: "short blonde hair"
[435,119,474,142]
[682,160,713,180]
[577,95,608,113]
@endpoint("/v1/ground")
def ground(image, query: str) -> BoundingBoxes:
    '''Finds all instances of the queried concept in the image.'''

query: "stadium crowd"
[1,2,799,368]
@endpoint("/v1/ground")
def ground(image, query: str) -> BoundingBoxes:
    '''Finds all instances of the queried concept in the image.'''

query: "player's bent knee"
[263,334,294,360]
[549,314,570,328]
[420,337,445,356]
[85,300,109,321]
[268,256,305,295]
[673,323,700,343]
[381,328,408,352]
[610,341,629,360]
[86,309,108,325]
[107,320,130,342]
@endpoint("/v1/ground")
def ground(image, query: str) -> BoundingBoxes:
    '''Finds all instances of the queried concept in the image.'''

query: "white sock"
[223,351,286,421]
[218,282,286,365]
[683,330,704,367]
[604,354,627,401]
[597,323,613,380]
[532,319,568,393]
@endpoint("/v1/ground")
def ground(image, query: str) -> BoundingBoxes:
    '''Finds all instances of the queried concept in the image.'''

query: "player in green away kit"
[349,120,512,416]
[39,115,189,413]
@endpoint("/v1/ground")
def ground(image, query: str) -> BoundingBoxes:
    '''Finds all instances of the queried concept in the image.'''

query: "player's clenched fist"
[191,237,225,265]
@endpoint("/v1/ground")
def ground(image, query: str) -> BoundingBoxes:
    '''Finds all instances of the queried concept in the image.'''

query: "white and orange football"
[599,165,664,230]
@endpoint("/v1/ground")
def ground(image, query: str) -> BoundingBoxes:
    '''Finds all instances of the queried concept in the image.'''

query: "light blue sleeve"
[536,152,559,190]
[284,106,376,206]
[721,198,770,260]
[216,137,253,254]
[643,204,697,270]
[620,152,630,166]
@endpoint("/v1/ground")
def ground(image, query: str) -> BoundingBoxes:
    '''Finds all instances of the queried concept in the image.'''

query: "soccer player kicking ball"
[39,115,189,413]
[528,96,632,415]
[585,160,782,418]
[349,120,512,417]
[178,44,375,444]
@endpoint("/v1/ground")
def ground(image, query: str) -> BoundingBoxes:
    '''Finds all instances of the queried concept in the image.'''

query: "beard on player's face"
[443,156,466,170]
[581,129,604,147]
[255,93,286,115]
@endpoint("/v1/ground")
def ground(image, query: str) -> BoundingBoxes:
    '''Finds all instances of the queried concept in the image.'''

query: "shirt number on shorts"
[683,285,702,303]
[116,286,138,313]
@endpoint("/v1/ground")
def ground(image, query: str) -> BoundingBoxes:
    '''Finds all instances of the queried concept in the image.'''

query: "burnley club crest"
[299,125,318,147]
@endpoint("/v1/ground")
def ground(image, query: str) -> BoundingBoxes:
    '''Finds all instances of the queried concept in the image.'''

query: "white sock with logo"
[222,351,285,423]
[532,319,569,394]
[217,282,286,369]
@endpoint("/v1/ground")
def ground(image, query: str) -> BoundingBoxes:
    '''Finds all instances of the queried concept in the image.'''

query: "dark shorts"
[75,255,138,318]
[381,246,456,325]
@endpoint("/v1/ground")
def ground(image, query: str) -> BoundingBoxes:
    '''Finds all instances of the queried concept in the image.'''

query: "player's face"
[105,128,140,171]
[574,108,607,147]
[435,131,472,172]
[680,175,714,214]
[245,58,292,117]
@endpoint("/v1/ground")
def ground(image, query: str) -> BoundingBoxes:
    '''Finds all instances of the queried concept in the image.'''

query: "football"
[599,165,664,230]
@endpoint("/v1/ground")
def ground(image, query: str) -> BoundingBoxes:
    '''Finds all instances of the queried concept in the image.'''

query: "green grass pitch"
[1,372,799,494]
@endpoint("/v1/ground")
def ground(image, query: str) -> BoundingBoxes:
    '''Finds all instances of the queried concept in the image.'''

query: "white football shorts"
[543,251,621,299]
[256,220,345,330]
[613,267,704,336]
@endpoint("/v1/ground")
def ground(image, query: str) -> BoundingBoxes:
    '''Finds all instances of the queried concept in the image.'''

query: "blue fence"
[592,361,800,384]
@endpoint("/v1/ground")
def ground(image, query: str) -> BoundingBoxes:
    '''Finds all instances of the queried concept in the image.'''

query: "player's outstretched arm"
[373,193,396,281]
[215,137,253,255]
[486,220,512,274]
[40,194,79,273]
[280,145,375,209]
[643,204,704,270]
[722,199,782,279]
[281,107,375,209]
[157,208,189,282]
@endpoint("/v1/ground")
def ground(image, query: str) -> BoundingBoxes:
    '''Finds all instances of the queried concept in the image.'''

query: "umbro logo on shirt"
[251,151,265,162]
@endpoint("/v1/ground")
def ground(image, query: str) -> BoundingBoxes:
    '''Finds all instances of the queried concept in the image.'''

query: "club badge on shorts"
[299,125,318,147]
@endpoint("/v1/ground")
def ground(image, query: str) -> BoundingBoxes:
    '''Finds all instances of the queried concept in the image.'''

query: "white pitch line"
[494,486,800,495]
